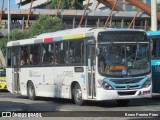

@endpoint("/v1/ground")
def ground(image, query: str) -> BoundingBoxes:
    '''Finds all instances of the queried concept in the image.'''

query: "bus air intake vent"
[116,85,140,89]
[118,91,136,96]
[110,78,142,84]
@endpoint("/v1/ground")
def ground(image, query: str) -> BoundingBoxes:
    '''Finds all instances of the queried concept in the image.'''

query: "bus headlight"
[142,78,152,88]
[98,80,113,90]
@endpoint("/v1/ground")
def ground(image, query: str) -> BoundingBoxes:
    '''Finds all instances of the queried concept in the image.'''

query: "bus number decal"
[29,70,41,77]
[63,71,73,78]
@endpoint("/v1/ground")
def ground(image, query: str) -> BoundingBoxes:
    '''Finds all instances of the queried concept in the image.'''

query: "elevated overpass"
[1,9,150,20]
[0,9,150,37]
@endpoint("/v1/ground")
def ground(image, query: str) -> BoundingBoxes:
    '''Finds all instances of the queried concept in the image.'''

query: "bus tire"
[116,99,130,106]
[73,83,84,105]
[27,81,36,100]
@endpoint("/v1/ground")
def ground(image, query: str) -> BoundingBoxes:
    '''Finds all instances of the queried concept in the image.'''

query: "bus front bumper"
[0,82,6,90]
[96,86,152,100]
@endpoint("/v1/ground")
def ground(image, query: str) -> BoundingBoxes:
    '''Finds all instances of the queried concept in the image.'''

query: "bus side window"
[41,43,54,64]
[55,42,61,64]
[41,44,46,64]
[55,42,69,65]
[69,40,84,64]
[62,42,69,64]
[152,39,160,58]
[30,45,40,65]
[20,46,29,66]
[11,46,20,67]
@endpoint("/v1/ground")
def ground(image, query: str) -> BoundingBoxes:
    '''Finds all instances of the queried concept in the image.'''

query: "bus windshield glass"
[0,70,6,77]
[98,43,150,76]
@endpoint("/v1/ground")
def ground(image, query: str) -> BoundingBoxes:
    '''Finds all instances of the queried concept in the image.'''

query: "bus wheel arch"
[71,82,84,105]
[71,81,78,99]
[27,80,36,100]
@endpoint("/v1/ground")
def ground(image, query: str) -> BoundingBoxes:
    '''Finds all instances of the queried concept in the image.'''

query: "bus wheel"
[116,99,130,106]
[73,83,84,105]
[27,81,36,100]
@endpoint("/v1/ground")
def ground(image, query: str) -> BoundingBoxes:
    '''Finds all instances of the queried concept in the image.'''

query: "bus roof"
[105,28,145,32]
[36,28,95,38]
[7,28,146,47]
[146,31,160,38]
[7,28,101,47]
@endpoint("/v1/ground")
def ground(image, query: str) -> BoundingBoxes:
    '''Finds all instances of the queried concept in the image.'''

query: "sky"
[0,0,18,9]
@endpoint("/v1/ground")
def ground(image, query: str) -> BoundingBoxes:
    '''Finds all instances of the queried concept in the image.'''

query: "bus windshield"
[98,43,150,76]
[0,70,6,77]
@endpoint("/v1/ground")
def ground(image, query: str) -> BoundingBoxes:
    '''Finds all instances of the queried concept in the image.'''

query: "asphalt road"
[0,91,160,120]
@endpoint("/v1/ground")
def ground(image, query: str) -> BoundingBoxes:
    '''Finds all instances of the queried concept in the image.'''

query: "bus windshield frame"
[97,31,151,77]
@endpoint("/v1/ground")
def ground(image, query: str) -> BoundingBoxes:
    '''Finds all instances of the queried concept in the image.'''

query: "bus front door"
[87,45,96,99]
[12,47,20,94]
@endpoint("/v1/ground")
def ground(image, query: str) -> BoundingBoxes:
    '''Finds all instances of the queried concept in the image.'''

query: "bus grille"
[118,91,136,96]
[110,78,142,84]
[116,85,140,89]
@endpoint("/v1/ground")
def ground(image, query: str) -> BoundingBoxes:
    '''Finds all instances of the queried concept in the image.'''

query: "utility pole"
[8,0,10,41]
[151,0,157,31]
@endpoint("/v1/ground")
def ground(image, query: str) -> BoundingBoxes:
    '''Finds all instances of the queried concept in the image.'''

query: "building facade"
[16,0,51,9]
[16,0,155,10]
[83,0,152,11]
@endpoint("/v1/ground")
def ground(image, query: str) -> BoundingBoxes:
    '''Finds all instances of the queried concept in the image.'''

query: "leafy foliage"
[0,15,63,56]
[0,35,8,55]
[49,0,83,9]
[11,30,30,41]
[27,15,63,37]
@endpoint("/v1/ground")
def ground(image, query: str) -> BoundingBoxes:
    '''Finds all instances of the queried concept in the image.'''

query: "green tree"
[11,30,30,41]
[27,15,63,37]
[49,0,83,9]
[0,35,8,55]
[0,15,63,56]
[49,0,72,9]
[158,3,160,12]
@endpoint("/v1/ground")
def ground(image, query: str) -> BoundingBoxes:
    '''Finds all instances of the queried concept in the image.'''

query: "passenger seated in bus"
[64,50,70,64]
[29,53,33,65]
[20,57,24,65]
[54,58,58,64]
[51,55,58,64]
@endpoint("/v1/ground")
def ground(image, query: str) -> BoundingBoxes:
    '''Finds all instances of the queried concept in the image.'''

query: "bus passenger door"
[12,47,20,94]
[87,45,96,99]
[151,38,160,93]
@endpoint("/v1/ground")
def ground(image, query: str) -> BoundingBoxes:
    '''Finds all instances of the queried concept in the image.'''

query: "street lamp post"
[151,0,157,31]
[8,0,10,41]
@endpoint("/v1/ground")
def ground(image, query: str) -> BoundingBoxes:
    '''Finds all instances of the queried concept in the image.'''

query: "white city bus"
[6,28,152,105]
